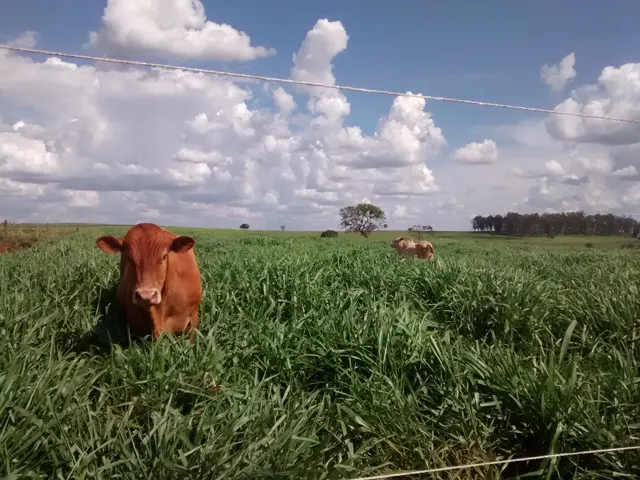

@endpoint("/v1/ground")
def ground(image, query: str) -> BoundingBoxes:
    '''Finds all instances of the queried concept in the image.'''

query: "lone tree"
[280,225,286,232]
[240,223,250,230]
[339,203,386,238]
[408,224,433,241]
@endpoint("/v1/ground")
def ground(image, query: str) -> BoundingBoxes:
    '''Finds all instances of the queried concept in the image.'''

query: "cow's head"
[96,223,195,309]
[391,236,405,249]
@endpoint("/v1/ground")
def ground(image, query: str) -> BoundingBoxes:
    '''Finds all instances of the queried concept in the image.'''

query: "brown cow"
[96,223,202,341]
[391,236,435,260]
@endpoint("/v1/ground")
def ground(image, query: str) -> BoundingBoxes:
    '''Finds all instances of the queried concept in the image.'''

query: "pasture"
[1,227,639,478]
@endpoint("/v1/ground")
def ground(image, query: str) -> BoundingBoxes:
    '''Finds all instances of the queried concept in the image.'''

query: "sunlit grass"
[1,231,639,478]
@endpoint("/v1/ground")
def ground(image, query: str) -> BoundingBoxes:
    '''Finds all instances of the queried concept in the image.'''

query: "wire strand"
[1,44,639,125]
[350,444,640,480]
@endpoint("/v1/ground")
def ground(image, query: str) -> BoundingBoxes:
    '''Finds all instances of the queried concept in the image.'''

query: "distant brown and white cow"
[96,223,203,341]
[391,236,435,260]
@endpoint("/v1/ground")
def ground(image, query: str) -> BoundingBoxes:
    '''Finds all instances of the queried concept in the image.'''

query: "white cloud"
[0,177,45,199]
[87,0,275,61]
[545,63,640,145]
[0,131,60,174]
[0,16,446,229]
[505,135,640,215]
[372,165,439,196]
[7,30,37,49]
[439,58,639,221]
[436,196,464,210]
[453,139,498,165]
[290,18,348,90]
[272,87,296,116]
[521,175,621,212]
[544,159,565,176]
[611,165,638,178]
[64,189,100,208]
[623,183,640,205]
[541,53,576,92]
[391,204,414,220]
[434,197,465,216]
[477,68,640,218]
[507,138,632,211]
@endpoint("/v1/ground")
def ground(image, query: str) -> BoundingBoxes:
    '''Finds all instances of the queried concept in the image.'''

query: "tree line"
[472,211,640,237]
[238,204,639,238]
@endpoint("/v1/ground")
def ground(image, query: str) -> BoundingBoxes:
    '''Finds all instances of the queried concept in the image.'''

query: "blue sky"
[0,1,639,229]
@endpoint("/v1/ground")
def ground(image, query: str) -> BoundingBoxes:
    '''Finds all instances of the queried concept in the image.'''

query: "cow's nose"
[133,288,161,306]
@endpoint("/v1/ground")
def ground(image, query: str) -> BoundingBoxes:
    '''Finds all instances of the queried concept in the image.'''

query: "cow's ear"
[96,235,122,254]
[171,236,195,254]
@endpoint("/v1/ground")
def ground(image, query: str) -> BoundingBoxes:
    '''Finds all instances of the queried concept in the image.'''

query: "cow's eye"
[162,253,168,262]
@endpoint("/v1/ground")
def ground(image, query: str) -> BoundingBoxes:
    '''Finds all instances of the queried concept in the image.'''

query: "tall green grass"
[1,232,639,479]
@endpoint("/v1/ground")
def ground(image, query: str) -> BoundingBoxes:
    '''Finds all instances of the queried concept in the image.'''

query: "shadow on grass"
[61,283,146,356]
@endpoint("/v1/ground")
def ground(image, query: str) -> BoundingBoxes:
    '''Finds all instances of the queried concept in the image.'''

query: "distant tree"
[493,214,504,234]
[486,215,495,232]
[320,229,338,238]
[280,225,285,232]
[545,223,555,239]
[339,203,386,238]
[472,215,484,232]
[383,223,388,231]
[408,224,433,241]
[239,223,250,230]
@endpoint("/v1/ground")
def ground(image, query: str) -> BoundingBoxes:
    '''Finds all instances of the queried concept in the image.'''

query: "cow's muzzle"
[133,288,161,307]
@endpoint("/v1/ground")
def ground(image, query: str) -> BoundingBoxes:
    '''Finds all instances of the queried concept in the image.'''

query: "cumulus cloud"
[7,30,37,49]
[512,150,614,180]
[622,183,640,206]
[391,204,419,220]
[453,139,498,165]
[440,56,639,220]
[545,63,640,145]
[372,165,439,196]
[489,54,640,218]
[290,18,348,94]
[521,175,621,212]
[0,127,59,175]
[541,53,576,92]
[0,14,446,229]
[434,197,465,215]
[87,0,275,61]
[611,165,638,178]
[504,133,640,215]
[272,87,296,116]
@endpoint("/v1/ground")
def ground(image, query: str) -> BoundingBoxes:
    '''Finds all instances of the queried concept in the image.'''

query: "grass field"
[1,227,640,478]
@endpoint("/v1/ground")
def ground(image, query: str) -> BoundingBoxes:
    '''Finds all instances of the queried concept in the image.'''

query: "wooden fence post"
[3,220,6,237]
